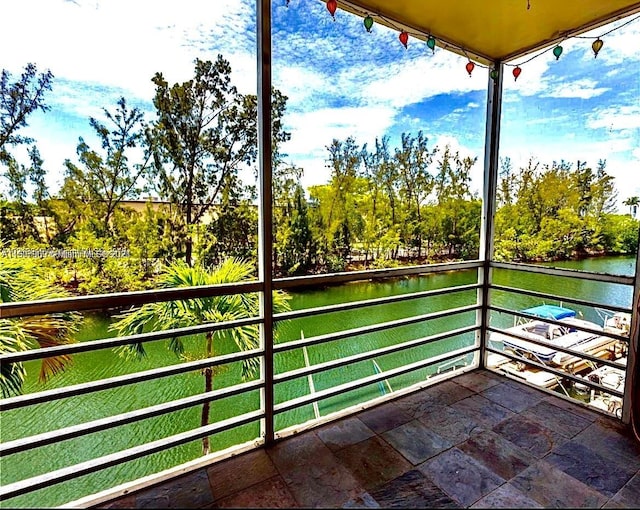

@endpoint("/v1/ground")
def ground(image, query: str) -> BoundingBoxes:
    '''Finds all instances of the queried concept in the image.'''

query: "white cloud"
[359,51,486,109]
[282,105,398,186]
[587,105,640,130]
[0,0,256,100]
[542,79,609,99]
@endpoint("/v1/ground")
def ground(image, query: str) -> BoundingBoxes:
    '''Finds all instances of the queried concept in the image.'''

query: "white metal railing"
[485,261,636,418]
[1,257,637,506]
[0,261,482,505]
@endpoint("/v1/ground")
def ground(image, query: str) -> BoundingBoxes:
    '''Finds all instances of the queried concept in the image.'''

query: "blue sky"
[1,0,639,209]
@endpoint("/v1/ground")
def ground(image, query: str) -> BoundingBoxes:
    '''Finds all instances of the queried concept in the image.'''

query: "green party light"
[364,15,374,33]
[426,35,436,53]
[490,69,498,80]
[553,45,563,60]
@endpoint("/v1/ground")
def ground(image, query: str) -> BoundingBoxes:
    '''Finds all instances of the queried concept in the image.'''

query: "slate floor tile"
[546,440,636,498]
[493,414,568,458]
[480,382,542,413]
[215,476,297,508]
[266,432,339,484]
[335,435,412,491]
[207,449,278,500]
[522,400,592,438]
[316,416,376,451]
[458,430,535,480]
[394,391,445,420]
[501,378,546,400]
[418,448,505,507]
[605,472,640,508]
[454,371,503,393]
[423,380,474,405]
[510,461,608,508]
[469,484,542,508]
[285,463,365,508]
[542,395,599,422]
[418,405,485,444]
[135,470,213,509]
[451,394,514,428]
[356,402,413,434]
[369,469,460,509]
[573,420,640,472]
[381,419,452,465]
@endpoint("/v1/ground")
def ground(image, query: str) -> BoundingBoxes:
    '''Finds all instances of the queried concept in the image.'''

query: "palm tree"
[111,258,291,455]
[623,196,640,218]
[0,259,81,397]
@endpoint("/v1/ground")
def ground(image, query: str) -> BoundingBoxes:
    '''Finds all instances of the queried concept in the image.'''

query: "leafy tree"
[318,137,363,266]
[434,145,477,256]
[273,165,314,275]
[111,258,291,455]
[63,97,151,236]
[148,56,289,266]
[201,181,259,267]
[394,131,435,257]
[2,145,44,243]
[362,137,401,261]
[622,196,639,217]
[0,63,53,164]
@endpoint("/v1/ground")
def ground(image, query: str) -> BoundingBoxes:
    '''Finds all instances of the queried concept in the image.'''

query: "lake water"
[1,255,635,507]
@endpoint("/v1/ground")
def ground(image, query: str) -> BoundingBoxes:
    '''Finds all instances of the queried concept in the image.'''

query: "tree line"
[1,60,638,433]
[1,61,638,295]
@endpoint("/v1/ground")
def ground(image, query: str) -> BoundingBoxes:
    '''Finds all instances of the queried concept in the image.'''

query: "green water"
[1,256,635,507]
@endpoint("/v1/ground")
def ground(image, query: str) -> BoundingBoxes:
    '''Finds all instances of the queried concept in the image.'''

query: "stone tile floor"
[98,369,640,508]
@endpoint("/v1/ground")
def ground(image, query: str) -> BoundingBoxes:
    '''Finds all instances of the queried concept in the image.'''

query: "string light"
[591,38,604,58]
[513,66,522,81]
[426,35,436,53]
[364,14,374,32]
[399,30,409,48]
[552,45,563,60]
[465,61,475,76]
[326,0,337,20]
[303,3,640,81]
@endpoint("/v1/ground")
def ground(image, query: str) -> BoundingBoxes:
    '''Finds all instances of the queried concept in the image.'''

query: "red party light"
[465,61,475,76]
[513,66,522,81]
[399,31,409,49]
[327,0,337,19]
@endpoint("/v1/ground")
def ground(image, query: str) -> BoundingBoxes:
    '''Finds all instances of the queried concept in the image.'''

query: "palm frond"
[113,258,292,382]
[0,260,83,394]
[0,320,29,397]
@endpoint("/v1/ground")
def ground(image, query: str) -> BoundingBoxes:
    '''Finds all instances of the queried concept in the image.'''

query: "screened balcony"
[1,0,639,508]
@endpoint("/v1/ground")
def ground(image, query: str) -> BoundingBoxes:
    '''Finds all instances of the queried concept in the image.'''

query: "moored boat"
[490,305,605,365]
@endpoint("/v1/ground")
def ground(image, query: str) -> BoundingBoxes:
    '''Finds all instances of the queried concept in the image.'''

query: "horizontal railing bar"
[274,283,480,322]
[489,305,629,344]
[273,260,481,290]
[490,284,632,315]
[274,345,479,414]
[486,346,624,398]
[487,325,626,371]
[490,261,635,285]
[0,349,263,411]
[274,325,478,384]
[0,316,262,364]
[0,379,264,456]
[0,281,263,319]
[274,305,480,354]
[0,409,264,502]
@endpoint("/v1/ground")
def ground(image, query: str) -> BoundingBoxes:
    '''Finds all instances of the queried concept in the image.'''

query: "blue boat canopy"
[522,305,576,320]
